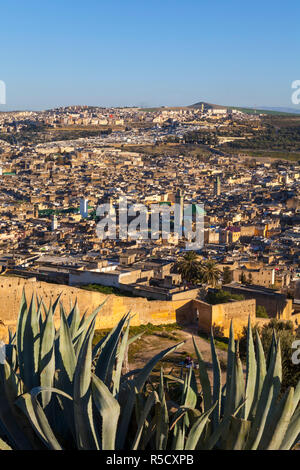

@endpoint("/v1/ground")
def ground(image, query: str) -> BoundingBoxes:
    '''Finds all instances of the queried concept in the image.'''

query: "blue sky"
[0,0,300,110]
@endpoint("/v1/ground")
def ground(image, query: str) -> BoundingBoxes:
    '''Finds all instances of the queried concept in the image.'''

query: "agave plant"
[0,291,184,450]
[164,318,300,450]
[0,292,298,450]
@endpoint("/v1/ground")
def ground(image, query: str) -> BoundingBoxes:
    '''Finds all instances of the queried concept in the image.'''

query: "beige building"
[232,267,275,287]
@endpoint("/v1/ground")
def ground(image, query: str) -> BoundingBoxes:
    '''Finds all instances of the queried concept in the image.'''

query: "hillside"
[190,101,300,116]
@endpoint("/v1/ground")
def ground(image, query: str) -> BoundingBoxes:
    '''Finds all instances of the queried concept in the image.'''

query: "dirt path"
[128,325,228,384]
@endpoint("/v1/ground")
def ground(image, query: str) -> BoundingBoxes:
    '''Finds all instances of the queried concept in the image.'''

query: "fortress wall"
[193,298,256,338]
[0,276,190,340]
[211,299,256,337]
[192,300,212,333]
[223,285,292,319]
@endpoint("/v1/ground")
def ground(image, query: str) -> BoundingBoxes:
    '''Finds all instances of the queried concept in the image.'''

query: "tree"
[199,259,221,288]
[173,251,201,284]
[256,305,268,318]
[240,271,247,284]
[222,266,232,284]
[205,289,244,305]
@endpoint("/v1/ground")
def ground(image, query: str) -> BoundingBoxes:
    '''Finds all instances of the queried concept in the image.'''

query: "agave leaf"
[73,315,99,450]
[164,374,184,385]
[37,295,45,333]
[5,344,17,372]
[155,370,169,450]
[57,304,76,386]
[132,391,158,450]
[204,399,246,450]
[117,341,184,449]
[224,343,242,422]
[0,362,35,449]
[169,406,189,431]
[92,331,111,359]
[39,305,55,407]
[91,374,120,450]
[249,329,266,419]
[73,301,106,356]
[291,380,300,417]
[210,330,221,430]
[22,294,40,391]
[172,421,185,450]
[112,318,131,397]
[67,298,80,338]
[94,313,130,387]
[52,292,62,314]
[266,329,277,370]
[260,387,295,450]
[54,308,77,442]
[192,336,212,412]
[279,405,300,450]
[183,367,198,409]
[135,341,185,392]
[225,416,251,450]
[245,337,282,450]
[15,387,71,450]
[184,402,217,450]
[8,328,16,345]
[232,343,245,417]
[16,289,27,382]
[127,331,144,347]
[243,317,257,420]
[223,321,235,418]
[78,308,88,329]
[0,437,12,450]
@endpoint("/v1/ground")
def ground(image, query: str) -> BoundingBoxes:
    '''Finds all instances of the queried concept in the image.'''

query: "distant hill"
[189,101,300,116]
[190,101,227,111]
[255,106,300,114]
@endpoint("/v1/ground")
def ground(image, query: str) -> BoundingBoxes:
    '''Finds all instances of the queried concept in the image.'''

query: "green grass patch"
[93,322,182,363]
[93,322,182,344]
[197,330,229,351]
[80,284,139,297]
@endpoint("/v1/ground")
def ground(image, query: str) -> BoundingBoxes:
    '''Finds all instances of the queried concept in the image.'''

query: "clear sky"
[0,0,300,110]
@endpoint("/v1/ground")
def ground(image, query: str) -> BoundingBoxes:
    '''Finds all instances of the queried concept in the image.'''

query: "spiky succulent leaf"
[243,317,257,420]
[73,315,99,450]
[91,374,120,450]
[39,305,55,407]
[210,331,221,430]
[192,336,212,412]
[117,341,184,449]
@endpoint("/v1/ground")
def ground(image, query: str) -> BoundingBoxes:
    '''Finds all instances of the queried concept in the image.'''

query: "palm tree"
[199,259,221,288]
[174,251,201,284]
